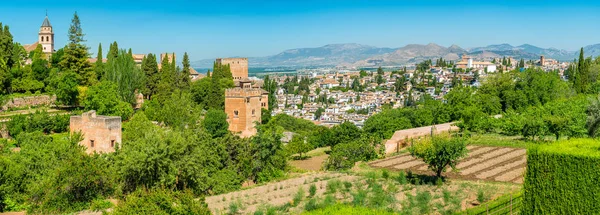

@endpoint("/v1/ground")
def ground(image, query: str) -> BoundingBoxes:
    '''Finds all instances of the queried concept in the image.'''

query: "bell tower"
[39,12,54,55]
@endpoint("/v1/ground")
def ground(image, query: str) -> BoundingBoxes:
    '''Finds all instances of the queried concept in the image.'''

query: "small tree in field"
[287,134,311,159]
[408,135,468,178]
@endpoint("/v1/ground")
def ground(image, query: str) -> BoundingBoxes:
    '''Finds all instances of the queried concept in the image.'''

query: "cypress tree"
[59,12,94,85]
[141,53,159,99]
[95,43,103,79]
[179,52,191,89]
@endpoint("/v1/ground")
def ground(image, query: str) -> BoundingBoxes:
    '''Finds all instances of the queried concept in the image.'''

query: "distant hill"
[191,43,600,69]
[191,43,395,68]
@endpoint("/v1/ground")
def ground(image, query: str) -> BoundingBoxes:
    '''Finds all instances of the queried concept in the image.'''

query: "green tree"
[103,49,144,105]
[59,12,95,85]
[203,109,229,138]
[94,43,103,79]
[84,81,134,120]
[54,71,79,105]
[409,136,468,178]
[287,134,311,159]
[178,52,191,89]
[252,125,286,183]
[141,53,160,99]
[325,135,378,170]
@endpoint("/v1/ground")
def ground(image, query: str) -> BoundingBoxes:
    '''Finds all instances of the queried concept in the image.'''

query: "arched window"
[46,36,49,42]
[41,36,44,42]
[234,110,239,118]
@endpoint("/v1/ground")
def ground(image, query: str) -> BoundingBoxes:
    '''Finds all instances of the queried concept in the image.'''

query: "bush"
[112,188,209,215]
[309,184,317,198]
[292,187,305,206]
[303,204,397,215]
[523,139,600,214]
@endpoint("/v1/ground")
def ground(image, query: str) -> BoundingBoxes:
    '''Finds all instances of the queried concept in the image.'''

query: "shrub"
[309,184,317,197]
[523,139,600,214]
[292,187,305,206]
[111,188,209,215]
[326,179,342,194]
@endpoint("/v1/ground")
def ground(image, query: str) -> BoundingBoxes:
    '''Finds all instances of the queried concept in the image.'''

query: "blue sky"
[0,0,599,61]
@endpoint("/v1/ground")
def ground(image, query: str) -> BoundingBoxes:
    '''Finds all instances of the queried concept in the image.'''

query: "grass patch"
[302,204,397,215]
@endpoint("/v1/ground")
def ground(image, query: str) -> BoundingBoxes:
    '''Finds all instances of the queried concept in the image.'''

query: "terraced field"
[205,172,358,214]
[369,145,527,184]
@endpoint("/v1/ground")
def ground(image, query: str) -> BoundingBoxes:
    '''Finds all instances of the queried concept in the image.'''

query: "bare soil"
[370,146,528,183]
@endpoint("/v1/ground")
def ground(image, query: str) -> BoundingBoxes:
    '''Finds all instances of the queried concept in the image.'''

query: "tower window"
[234,110,239,118]
[252,109,256,116]
[46,36,49,41]
[90,140,95,147]
[111,140,115,147]
[41,36,44,42]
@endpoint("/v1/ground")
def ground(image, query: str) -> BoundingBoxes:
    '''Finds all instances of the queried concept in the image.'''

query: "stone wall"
[1,95,56,111]
[384,122,459,154]
[70,110,122,154]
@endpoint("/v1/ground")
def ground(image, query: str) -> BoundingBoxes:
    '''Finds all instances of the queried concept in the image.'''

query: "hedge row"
[523,139,600,214]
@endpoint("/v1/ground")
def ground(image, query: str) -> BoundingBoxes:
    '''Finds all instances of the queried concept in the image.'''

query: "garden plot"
[204,171,520,215]
[205,172,358,214]
[369,146,527,183]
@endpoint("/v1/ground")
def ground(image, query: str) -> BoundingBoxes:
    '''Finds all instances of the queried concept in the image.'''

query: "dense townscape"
[1,4,600,215]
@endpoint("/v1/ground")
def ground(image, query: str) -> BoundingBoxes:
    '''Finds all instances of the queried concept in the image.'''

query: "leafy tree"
[59,12,95,85]
[190,77,212,109]
[203,109,229,138]
[409,136,468,178]
[328,121,363,147]
[359,70,368,77]
[112,188,209,215]
[144,90,200,129]
[314,107,325,120]
[251,124,286,183]
[287,134,311,159]
[54,71,79,105]
[325,135,379,170]
[84,81,134,120]
[103,49,144,105]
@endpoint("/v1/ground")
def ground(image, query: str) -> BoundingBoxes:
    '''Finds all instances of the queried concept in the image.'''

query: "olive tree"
[408,136,468,178]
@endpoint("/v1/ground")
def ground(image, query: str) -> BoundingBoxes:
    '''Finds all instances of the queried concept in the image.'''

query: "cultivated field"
[369,145,527,184]
[205,170,520,215]
[205,172,357,214]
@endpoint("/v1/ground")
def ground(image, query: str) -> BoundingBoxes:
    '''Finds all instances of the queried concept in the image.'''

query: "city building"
[70,110,122,154]
[217,58,248,80]
[455,55,496,72]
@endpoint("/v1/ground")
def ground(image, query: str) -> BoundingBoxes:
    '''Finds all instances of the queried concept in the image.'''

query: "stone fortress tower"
[39,14,54,55]
[217,58,248,80]
[221,58,269,137]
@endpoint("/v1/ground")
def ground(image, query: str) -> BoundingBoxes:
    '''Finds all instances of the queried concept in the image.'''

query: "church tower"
[39,14,54,55]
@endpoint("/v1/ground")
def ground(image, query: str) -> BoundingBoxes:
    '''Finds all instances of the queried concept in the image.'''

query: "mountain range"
[191,43,600,69]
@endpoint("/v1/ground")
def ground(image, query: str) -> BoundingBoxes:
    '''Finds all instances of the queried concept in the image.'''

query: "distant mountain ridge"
[191,43,600,68]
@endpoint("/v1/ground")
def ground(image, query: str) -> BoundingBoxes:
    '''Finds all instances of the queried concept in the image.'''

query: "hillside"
[191,43,600,69]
